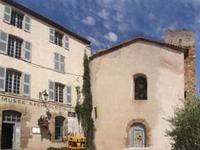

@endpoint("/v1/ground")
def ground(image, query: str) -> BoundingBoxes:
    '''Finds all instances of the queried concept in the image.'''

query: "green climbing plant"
[75,53,95,150]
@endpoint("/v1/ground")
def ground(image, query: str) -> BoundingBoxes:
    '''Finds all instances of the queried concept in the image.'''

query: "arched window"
[2,110,21,122]
[55,116,65,140]
[129,123,146,147]
[134,74,147,100]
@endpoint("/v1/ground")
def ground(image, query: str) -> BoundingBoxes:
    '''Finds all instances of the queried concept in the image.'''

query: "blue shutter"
[23,41,31,62]
[54,53,59,71]
[49,81,54,101]
[49,28,55,43]
[3,6,11,23]
[0,30,8,54]
[23,73,31,96]
[63,35,69,50]
[24,16,31,32]
[0,66,6,91]
[60,55,65,72]
[66,86,72,105]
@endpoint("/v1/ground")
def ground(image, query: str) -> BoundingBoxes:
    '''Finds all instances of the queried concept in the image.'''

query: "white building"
[0,0,90,149]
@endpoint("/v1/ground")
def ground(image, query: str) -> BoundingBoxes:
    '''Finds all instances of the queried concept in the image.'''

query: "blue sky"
[15,0,200,93]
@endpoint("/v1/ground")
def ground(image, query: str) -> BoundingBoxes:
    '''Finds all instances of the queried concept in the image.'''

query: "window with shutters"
[3,6,31,32]
[48,81,71,104]
[55,83,64,103]
[7,36,23,59]
[54,53,65,73]
[5,69,21,94]
[0,31,32,61]
[55,116,65,140]
[49,28,69,49]
[134,74,147,100]
[0,66,31,96]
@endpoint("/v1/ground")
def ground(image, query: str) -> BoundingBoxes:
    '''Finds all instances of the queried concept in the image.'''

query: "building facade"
[0,0,90,149]
[90,31,195,150]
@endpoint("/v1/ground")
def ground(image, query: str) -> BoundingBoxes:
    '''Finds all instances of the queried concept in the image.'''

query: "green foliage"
[75,53,95,150]
[166,94,200,150]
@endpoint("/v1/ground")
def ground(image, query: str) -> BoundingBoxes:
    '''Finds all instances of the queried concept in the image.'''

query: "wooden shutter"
[23,73,31,96]
[60,55,65,72]
[49,28,55,43]
[63,34,69,50]
[3,6,11,23]
[54,53,60,71]
[49,81,55,101]
[24,16,31,32]
[66,86,72,104]
[0,66,6,91]
[0,30,8,54]
[23,41,32,62]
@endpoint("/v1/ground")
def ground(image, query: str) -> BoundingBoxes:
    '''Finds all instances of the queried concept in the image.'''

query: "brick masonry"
[165,29,196,94]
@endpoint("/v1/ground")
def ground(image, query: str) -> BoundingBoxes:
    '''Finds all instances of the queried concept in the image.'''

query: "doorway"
[1,110,21,150]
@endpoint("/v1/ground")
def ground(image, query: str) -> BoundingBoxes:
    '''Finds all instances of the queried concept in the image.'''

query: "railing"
[124,147,150,150]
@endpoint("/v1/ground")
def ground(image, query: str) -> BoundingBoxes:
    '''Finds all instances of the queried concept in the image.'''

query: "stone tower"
[165,29,196,94]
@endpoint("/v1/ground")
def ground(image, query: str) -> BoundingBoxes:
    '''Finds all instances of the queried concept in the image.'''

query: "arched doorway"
[1,110,21,150]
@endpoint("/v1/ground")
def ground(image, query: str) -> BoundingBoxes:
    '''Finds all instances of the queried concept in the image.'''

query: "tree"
[166,94,200,150]
[75,53,95,150]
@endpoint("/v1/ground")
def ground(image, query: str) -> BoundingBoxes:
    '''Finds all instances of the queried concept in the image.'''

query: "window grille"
[55,83,64,103]
[10,11,23,29]
[5,70,21,94]
[7,36,22,59]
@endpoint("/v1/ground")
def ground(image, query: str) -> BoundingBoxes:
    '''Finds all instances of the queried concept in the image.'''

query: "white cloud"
[97,9,110,19]
[104,32,118,42]
[82,16,95,25]
[115,12,124,22]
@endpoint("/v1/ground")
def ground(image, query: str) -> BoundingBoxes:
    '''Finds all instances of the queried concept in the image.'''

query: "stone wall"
[165,30,196,94]
[0,93,70,150]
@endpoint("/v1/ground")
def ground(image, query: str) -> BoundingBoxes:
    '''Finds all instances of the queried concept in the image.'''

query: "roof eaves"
[90,37,188,61]
[2,0,90,44]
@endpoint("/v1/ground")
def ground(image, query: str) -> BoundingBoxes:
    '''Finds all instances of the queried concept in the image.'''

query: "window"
[5,69,21,94]
[3,6,31,32]
[3,110,21,122]
[0,30,32,62]
[55,116,65,140]
[0,66,31,96]
[54,53,65,72]
[129,123,146,147]
[134,74,147,100]
[48,81,72,104]
[10,10,24,29]
[55,31,63,47]
[7,36,23,59]
[49,28,69,49]
[55,83,64,103]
